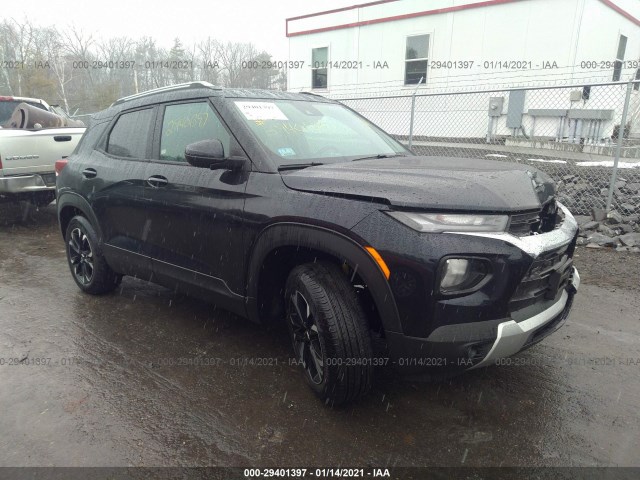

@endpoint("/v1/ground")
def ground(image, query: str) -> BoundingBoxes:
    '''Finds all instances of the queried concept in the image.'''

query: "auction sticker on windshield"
[235,101,288,121]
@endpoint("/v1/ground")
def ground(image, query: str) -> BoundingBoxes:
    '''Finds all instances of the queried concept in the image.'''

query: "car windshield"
[231,98,409,165]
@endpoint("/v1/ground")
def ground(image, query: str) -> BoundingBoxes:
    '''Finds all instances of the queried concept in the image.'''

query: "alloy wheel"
[68,227,94,285]
[288,290,324,384]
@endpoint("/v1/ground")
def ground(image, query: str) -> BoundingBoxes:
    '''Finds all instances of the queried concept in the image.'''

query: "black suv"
[57,82,580,405]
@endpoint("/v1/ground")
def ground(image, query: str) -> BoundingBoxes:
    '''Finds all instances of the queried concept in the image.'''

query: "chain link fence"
[333,81,640,219]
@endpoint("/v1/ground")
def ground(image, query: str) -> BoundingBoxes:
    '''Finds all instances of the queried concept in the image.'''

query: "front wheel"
[285,262,373,406]
[65,215,121,294]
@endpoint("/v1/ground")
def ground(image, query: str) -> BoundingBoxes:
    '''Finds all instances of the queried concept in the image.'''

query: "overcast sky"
[2,0,357,59]
[4,0,639,60]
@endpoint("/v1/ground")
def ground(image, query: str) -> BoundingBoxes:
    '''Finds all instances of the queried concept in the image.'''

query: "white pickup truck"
[0,96,85,206]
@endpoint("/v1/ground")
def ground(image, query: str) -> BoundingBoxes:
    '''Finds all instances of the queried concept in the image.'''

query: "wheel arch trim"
[57,192,103,240]
[246,222,402,333]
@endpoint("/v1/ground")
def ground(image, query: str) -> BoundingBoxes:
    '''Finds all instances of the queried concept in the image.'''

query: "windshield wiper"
[278,162,324,171]
[351,154,405,162]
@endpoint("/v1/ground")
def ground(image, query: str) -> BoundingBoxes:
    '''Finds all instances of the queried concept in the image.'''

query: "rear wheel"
[285,262,373,406]
[65,215,121,294]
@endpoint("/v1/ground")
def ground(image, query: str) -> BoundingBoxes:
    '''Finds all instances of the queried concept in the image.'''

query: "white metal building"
[286,0,640,141]
[286,0,640,94]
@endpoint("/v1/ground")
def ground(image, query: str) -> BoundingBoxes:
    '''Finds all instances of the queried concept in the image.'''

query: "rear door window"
[106,108,154,159]
[158,102,230,162]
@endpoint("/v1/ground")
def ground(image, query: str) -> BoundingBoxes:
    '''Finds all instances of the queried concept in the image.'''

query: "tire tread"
[286,261,373,405]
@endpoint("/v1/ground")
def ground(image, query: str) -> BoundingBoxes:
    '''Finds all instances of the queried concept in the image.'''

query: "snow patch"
[527,158,567,164]
[576,161,640,169]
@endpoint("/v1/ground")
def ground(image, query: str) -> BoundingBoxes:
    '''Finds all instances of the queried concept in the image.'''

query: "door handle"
[54,135,72,142]
[147,175,168,188]
[82,168,97,179]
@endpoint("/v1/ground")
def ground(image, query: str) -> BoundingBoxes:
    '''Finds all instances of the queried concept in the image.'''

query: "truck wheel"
[65,215,121,294]
[285,262,373,405]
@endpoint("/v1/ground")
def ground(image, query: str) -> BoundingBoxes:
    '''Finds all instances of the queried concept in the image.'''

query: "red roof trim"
[598,0,640,26]
[287,0,640,37]
[287,0,400,22]
[286,0,523,37]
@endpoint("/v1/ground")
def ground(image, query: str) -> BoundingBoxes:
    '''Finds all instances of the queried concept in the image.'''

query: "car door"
[143,99,249,312]
[85,106,157,279]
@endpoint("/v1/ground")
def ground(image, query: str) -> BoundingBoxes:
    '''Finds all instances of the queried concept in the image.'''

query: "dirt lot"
[572,246,640,292]
[0,202,639,469]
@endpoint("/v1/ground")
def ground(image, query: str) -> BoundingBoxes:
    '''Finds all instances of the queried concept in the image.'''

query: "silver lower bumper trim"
[471,266,579,369]
[0,174,53,193]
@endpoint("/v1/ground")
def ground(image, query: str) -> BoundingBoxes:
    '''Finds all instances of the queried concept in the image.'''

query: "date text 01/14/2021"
[243,468,391,478]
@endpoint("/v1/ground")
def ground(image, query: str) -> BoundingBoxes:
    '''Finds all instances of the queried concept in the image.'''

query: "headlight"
[438,257,491,294]
[386,212,508,233]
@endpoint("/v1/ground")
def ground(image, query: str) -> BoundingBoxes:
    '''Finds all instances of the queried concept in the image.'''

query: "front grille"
[508,211,541,236]
[508,200,561,237]
[510,242,575,311]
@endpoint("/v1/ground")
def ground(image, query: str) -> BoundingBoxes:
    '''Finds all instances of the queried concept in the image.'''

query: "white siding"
[287,0,640,94]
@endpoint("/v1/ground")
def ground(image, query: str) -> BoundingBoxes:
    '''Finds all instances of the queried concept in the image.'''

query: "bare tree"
[39,28,73,112]
[62,25,95,59]
[3,18,36,95]
[217,41,257,87]
[197,37,221,85]
[0,19,283,115]
[60,24,96,95]
[97,36,135,98]
[0,25,14,94]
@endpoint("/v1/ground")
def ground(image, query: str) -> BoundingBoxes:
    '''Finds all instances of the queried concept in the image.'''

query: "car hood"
[280,156,555,212]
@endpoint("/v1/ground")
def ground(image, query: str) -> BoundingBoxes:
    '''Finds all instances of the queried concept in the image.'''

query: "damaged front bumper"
[385,202,580,375]
[470,266,579,369]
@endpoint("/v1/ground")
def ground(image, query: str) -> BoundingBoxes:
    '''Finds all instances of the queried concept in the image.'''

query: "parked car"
[56,82,580,405]
[0,96,85,206]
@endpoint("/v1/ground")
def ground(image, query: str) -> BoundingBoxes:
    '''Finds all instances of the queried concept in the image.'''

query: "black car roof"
[91,82,334,122]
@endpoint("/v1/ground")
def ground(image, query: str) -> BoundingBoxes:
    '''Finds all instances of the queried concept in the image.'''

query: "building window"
[405,34,429,85]
[634,68,640,91]
[613,34,627,81]
[312,47,328,89]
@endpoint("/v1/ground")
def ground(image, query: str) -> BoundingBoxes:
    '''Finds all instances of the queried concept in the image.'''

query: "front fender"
[245,222,402,333]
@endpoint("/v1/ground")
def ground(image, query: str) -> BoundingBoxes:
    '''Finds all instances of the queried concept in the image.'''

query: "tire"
[285,262,373,406]
[65,215,122,294]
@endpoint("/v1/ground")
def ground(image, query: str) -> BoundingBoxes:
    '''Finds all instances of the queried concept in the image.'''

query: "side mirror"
[185,139,246,171]
[185,139,225,168]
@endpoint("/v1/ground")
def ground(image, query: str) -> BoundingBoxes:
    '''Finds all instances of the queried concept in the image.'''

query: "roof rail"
[112,81,220,106]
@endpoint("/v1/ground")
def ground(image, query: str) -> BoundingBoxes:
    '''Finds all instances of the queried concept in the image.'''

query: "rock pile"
[575,209,640,252]
[557,175,640,217]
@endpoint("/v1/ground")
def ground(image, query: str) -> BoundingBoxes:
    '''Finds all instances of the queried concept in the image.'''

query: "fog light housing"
[438,257,491,294]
